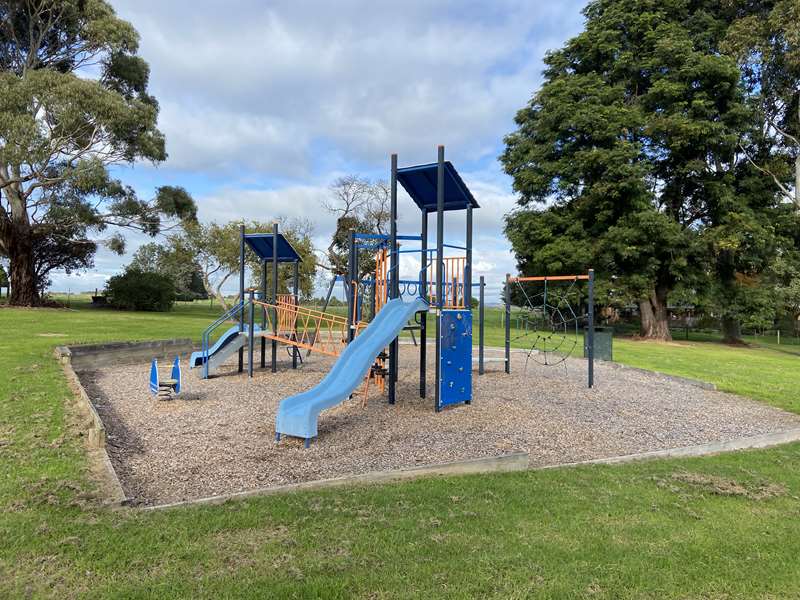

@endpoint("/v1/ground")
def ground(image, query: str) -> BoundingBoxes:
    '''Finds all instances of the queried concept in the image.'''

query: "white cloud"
[48,1,588,294]
[111,0,587,175]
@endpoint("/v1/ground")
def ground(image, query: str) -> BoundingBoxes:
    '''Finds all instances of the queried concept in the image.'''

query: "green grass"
[2,300,800,598]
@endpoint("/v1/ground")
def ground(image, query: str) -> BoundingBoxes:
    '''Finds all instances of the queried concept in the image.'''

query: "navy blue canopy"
[244,233,302,262]
[396,161,479,212]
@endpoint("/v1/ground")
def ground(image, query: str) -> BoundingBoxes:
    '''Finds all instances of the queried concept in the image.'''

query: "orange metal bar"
[260,333,340,357]
[254,299,350,358]
[351,281,359,325]
[256,300,348,325]
[426,256,467,308]
[370,246,388,395]
[510,274,590,282]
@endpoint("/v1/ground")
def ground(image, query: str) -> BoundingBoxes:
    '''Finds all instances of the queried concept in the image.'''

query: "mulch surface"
[78,346,800,505]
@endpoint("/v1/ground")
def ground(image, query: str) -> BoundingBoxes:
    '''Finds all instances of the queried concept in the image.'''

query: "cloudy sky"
[51,0,588,300]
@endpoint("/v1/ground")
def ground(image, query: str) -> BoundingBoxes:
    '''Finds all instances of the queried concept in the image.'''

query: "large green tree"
[502,0,754,340]
[0,0,195,306]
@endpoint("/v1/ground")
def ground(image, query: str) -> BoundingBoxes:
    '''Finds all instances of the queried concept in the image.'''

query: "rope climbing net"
[508,275,590,368]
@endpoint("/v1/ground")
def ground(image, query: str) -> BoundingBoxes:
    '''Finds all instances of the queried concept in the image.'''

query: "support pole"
[346,231,357,343]
[504,273,511,374]
[248,289,255,377]
[479,276,485,375]
[260,260,267,368]
[238,224,245,373]
[419,209,428,398]
[271,222,278,374]
[588,268,595,388]
[465,204,472,308]
[434,145,445,412]
[292,260,299,369]
[388,153,399,404]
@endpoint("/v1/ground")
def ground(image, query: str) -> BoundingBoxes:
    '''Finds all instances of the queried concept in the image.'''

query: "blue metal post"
[588,269,595,388]
[435,145,444,412]
[505,273,511,374]
[271,222,279,373]
[465,204,472,307]
[261,260,267,368]
[346,230,356,343]
[238,223,245,373]
[419,209,427,398]
[248,289,255,377]
[292,260,299,369]
[479,275,485,375]
[388,153,398,404]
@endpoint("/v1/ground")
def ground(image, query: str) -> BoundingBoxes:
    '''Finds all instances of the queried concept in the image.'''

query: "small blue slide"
[189,324,260,369]
[276,296,428,445]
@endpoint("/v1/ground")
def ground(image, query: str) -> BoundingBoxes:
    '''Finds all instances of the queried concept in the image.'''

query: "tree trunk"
[638,285,672,340]
[3,189,39,306]
[721,315,742,344]
[201,271,229,312]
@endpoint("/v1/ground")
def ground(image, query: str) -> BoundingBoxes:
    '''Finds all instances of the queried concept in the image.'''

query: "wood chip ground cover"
[78,347,800,505]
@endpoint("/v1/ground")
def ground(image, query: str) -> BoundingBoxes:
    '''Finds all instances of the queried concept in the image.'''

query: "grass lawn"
[2,299,800,598]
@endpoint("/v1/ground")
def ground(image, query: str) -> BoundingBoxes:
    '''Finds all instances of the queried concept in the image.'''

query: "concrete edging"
[142,452,531,511]
[54,338,194,371]
[56,349,127,506]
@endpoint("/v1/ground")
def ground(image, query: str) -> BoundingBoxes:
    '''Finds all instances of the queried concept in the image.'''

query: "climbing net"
[509,275,589,368]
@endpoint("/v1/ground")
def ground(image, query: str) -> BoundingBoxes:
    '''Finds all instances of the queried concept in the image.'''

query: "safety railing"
[276,294,298,333]
[426,256,467,308]
[371,256,465,309]
[201,300,250,379]
[254,299,357,357]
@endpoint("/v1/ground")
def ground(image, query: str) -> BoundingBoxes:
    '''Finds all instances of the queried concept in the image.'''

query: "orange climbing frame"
[374,247,389,393]
[254,299,351,357]
[375,246,388,314]
[426,256,467,308]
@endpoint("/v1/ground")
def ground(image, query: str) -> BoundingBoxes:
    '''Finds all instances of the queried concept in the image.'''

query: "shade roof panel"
[244,233,301,262]
[396,161,479,212]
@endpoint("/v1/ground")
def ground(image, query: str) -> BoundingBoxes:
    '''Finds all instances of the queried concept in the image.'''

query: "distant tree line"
[109,218,316,311]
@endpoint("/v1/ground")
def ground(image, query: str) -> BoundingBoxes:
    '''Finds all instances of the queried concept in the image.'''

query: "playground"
[79,345,800,506]
[69,148,800,506]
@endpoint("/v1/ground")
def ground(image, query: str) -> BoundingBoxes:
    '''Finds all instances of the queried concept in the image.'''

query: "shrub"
[106,268,176,311]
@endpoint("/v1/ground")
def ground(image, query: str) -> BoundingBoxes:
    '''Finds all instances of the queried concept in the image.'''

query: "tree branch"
[739,144,798,207]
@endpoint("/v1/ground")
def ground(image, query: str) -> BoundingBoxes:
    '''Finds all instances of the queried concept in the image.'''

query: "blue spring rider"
[149,356,182,400]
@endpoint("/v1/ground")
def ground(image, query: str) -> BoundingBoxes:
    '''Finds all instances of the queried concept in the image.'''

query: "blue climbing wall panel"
[438,309,472,409]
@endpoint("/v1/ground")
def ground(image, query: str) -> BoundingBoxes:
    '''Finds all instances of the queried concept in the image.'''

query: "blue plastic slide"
[189,324,260,368]
[276,296,428,445]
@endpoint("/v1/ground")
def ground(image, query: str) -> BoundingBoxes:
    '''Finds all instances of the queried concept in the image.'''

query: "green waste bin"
[584,327,613,362]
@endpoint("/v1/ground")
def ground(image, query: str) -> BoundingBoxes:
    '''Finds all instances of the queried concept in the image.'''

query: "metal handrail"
[201,300,250,378]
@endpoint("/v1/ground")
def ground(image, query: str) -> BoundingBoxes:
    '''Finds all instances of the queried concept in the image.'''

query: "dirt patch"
[78,346,800,506]
[669,471,787,500]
